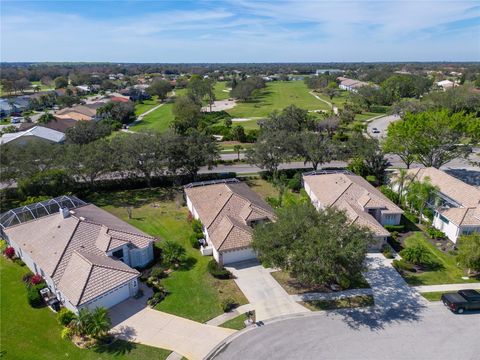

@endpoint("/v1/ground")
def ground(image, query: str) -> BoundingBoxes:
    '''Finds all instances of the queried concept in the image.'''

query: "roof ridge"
[216,219,235,250]
[71,251,94,306]
[51,218,81,278]
[80,218,155,240]
[76,249,138,274]
[206,191,235,228]
[331,177,354,207]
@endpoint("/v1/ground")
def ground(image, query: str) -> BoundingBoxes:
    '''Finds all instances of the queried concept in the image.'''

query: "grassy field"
[134,96,160,116]
[130,103,175,133]
[420,291,446,301]
[89,187,247,323]
[301,295,374,311]
[227,81,330,119]
[401,232,479,286]
[214,82,230,101]
[0,256,172,360]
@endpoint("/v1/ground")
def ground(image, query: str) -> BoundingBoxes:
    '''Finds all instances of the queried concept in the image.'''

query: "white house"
[184,179,275,265]
[337,77,369,92]
[405,168,480,243]
[436,80,455,91]
[303,171,404,249]
[0,196,156,313]
[0,126,65,146]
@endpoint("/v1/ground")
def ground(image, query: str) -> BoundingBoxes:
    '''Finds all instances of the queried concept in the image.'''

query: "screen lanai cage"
[0,195,86,229]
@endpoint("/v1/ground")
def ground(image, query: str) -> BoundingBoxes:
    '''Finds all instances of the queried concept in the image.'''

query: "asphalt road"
[212,303,480,360]
[367,114,400,138]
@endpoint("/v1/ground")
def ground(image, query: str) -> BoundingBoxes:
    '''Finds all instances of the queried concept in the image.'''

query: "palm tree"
[71,308,91,336]
[405,177,438,225]
[162,240,186,267]
[87,307,111,339]
[233,145,243,161]
[391,169,412,205]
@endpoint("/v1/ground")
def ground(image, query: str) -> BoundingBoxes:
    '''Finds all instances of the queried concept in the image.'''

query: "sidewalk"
[414,283,480,293]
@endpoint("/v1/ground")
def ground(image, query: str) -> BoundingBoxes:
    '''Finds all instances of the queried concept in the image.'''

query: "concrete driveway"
[109,286,234,360]
[226,260,309,321]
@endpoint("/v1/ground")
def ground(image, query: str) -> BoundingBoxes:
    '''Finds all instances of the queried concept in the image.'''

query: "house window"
[112,248,124,260]
[439,215,449,224]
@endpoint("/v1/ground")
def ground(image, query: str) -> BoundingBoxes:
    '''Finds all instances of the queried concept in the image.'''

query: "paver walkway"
[226,260,309,321]
[109,285,234,360]
[414,282,480,293]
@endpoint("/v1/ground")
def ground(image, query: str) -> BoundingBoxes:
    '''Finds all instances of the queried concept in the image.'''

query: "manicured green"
[90,187,247,323]
[0,256,172,360]
[301,295,374,311]
[134,96,160,116]
[401,232,479,285]
[219,313,248,330]
[214,82,230,101]
[420,291,446,302]
[227,81,330,119]
[130,103,175,133]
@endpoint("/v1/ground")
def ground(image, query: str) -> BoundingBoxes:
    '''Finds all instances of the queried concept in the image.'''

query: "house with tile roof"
[184,179,276,265]
[337,77,369,92]
[1,197,156,313]
[303,171,403,249]
[405,167,480,243]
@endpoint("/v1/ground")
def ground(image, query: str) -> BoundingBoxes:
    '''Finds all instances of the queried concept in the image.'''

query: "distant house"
[0,125,66,145]
[19,118,77,134]
[436,80,455,91]
[109,96,131,103]
[303,171,403,249]
[0,196,156,313]
[404,168,480,243]
[337,77,369,92]
[316,69,343,75]
[184,179,276,265]
[55,102,104,121]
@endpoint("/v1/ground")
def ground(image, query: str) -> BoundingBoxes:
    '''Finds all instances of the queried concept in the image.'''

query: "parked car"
[372,127,380,134]
[441,289,480,314]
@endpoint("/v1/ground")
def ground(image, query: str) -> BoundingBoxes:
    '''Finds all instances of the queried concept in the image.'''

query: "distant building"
[337,77,369,92]
[0,125,66,145]
[316,69,343,75]
[436,80,455,91]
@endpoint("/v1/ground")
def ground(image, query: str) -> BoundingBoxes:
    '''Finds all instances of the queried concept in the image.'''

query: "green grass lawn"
[130,103,175,133]
[227,81,330,119]
[88,187,247,323]
[301,295,374,311]
[219,313,248,330]
[420,291,446,301]
[313,90,349,109]
[214,82,230,101]
[134,96,160,116]
[0,256,172,360]
[401,232,479,286]
[219,142,254,153]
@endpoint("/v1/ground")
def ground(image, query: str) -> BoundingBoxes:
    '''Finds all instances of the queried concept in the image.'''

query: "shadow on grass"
[86,187,179,209]
[177,256,197,271]
[94,338,136,356]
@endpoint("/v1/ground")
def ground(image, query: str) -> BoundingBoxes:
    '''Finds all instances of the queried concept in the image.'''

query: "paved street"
[367,114,400,138]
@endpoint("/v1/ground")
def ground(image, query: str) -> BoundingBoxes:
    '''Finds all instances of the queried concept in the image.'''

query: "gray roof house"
[0,196,156,313]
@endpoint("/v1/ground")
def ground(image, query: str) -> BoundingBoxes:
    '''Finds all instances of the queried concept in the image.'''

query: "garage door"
[84,283,130,310]
[222,248,256,265]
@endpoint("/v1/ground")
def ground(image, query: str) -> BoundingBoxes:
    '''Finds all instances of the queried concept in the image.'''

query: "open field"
[134,96,160,116]
[401,232,479,286]
[89,187,247,323]
[130,103,174,133]
[214,82,230,101]
[227,81,330,118]
[0,256,172,360]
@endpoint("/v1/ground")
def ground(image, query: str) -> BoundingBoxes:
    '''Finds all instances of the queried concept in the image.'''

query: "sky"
[1,0,479,62]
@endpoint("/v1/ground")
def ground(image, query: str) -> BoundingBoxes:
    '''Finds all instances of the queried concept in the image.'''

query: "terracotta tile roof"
[185,181,275,252]
[303,173,402,237]
[438,207,480,227]
[406,168,480,208]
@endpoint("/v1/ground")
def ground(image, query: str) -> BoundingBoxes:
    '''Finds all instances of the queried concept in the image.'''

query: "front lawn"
[130,103,174,133]
[219,312,253,330]
[420,291,446,301]
[0,256,172,360]
[89,187,247,323]
[399,232,479,286]
[300,295,374,311]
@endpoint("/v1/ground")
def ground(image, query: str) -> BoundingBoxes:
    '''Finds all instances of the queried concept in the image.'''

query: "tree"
[148,79,173,101]
[252,204,373,288]
[405,177,439,224]
[383,120,416,168]
[97,101,135,124]
[65,120,112,144]
[15,78,31,93]
[390,169,412,205]
[395,110,473,168]
[88,307,111,339]
[54,76,68,89]
[324,81,338,100]
[162,240,186,267]
[37,112,55,124]
[301,132,337,170]
[172,96,202,134]
[233,144,243,161]
[457,233,480,275]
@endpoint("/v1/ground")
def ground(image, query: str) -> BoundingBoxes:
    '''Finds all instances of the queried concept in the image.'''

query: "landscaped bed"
[300,295,374,311]
[0,256,172,360]
[88,187,248,323]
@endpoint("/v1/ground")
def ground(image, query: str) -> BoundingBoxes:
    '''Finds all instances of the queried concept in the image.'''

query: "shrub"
[191,219,203,234]
[162,241,186,266]
[221,297,237,312]
[22,273,34,283]
[3,246,15,259]
[13,258,25,266]
[384,225,405,233]
[207,259,232,279]
[150,267,165,280]
[189,233,200,249]
[0,239,7,252]
[425,226,446,240]
[400,244,432,266]
[392,259,415,273]
[61,327,73,340]
[147,290,167,307]
[381,245,394,259]
[379,185,399,204]
[287,173,302,192]
[57,308,76,326]
[26,286,43,307]
[30,274,43,285]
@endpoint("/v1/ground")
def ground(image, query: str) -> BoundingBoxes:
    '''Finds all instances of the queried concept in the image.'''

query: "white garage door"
[222,248,256,265]
[84,282,130,310]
